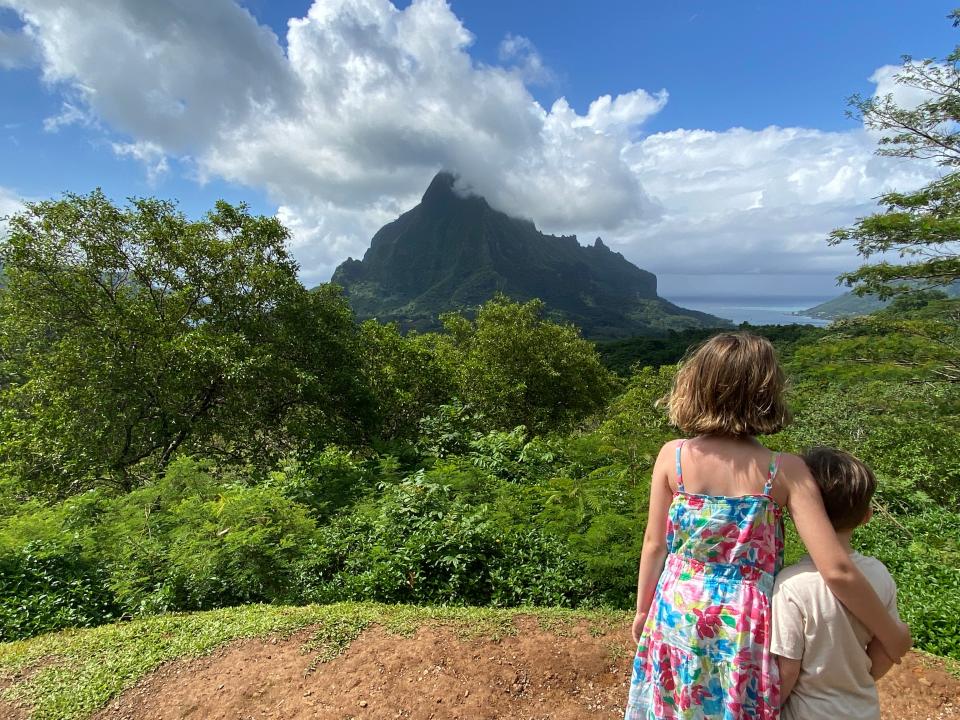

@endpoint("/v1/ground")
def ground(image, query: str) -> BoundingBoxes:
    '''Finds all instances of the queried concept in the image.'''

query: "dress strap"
[675,440,686,492]
[763,452,782,496]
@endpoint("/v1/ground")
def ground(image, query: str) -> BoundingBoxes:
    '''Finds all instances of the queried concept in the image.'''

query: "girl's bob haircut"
[666,331,791,437]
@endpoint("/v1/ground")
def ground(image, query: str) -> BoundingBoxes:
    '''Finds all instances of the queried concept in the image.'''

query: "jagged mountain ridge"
[331,172,728,338]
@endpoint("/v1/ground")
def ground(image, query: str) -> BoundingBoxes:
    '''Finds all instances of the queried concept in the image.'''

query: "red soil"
[5,617,958,719]
[93,618,958,720]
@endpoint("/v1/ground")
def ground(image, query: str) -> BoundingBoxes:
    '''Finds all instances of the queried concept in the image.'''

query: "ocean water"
[664,295,834,327]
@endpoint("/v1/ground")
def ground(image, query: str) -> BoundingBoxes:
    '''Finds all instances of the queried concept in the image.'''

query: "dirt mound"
[87,618,958,720]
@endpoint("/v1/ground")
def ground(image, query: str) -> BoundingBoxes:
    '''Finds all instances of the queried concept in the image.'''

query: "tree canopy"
[0,191,371,495]
[436,294,619,434]
[831,12,960,297]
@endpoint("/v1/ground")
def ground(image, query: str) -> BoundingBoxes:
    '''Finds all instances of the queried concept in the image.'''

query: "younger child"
[772,447,901,720]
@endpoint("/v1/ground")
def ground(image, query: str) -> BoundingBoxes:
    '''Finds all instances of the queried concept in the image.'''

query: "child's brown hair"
[665,332,791,437]
[803,447,877,531]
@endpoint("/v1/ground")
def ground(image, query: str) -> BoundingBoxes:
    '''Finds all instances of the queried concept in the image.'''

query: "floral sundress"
[625,440,785,720]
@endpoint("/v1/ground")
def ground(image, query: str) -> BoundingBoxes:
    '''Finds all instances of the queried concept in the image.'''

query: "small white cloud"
[43,101,95,132]
[111,140,170,183]
[0,186,25,237]
[498,33,554,85]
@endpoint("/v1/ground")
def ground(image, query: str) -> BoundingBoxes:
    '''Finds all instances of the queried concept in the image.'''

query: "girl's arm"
[631,441,676,644]
[866,637,895,680]
[782,455,911,662]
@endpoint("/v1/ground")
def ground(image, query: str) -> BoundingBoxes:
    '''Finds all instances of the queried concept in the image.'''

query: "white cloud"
[498,33,554,86]
[869,64,938,111]
[42,101,95,133]
[111,141,169,184]
[1,0,941,286]
[0,185,21,212]
[598,125,938,276]
[5,0,295,151]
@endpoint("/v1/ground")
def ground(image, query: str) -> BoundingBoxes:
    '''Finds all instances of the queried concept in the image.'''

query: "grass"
[0,602,629,720]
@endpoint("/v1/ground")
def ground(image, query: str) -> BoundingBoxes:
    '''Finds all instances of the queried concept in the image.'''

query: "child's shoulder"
[773,555,817,592]
[851,552,898,591]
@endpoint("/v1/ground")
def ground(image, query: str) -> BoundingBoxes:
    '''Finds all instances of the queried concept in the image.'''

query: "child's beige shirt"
[770,552,899,720]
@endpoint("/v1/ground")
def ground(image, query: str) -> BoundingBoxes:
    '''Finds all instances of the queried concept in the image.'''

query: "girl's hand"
[882,620,912,663]
[631,611,648,645]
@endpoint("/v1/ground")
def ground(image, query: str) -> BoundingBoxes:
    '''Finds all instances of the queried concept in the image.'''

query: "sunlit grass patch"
[0,602,631,720]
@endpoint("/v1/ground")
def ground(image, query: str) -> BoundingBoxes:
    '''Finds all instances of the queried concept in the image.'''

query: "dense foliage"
[1,188,958,663]
[0,192,372,495]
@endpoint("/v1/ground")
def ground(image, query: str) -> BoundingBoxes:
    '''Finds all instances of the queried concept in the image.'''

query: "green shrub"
[264,445,371,521]
[0,496,117,641]
[96,457,319,614]
[0,539,117,642]
[296,468,589,607]
[854,509,960,659]
[416,401,489,458]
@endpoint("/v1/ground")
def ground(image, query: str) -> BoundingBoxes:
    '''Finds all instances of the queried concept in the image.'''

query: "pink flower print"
[735,647,755,669]
[693,605,725,639]
[727,700,745,717]
[658,665,676,693]
[753,620,767,645]
[715,539,737,558]
[688,495,705,510]
[731,665,752,695]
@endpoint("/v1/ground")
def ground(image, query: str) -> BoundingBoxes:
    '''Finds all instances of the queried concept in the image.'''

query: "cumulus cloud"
[868,64,938,112]
[0,0,940,287]
[604,125,938,275]
[4,0,294,150]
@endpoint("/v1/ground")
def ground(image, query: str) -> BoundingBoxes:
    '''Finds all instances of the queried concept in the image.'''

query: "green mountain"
[802,282,960,320]
[331,172,729,338]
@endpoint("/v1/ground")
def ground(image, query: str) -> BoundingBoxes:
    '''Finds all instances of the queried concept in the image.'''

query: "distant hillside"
[803,282,960,320]
[330,172,730,339]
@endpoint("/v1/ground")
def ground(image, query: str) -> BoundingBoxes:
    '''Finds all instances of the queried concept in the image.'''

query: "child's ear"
[861,506,874,526]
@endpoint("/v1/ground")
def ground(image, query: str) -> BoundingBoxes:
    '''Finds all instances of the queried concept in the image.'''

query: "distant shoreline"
[663,295,833,327]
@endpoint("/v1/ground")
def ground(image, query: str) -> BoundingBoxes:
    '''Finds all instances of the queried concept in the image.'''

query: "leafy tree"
[0,191,370,495]
[832,12,960,296]
[435,294,619,434]
[787,301,960,384]
[356,320,455,442]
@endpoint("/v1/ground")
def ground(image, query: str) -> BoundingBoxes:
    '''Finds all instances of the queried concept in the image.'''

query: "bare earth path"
[80,619,958,720]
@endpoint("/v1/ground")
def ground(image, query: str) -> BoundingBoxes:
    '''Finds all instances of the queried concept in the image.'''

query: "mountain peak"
[331,173,729,338]
[421,171,459,203]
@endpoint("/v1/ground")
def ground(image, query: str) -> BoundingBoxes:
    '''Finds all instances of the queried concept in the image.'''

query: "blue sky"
[0,1,954,297]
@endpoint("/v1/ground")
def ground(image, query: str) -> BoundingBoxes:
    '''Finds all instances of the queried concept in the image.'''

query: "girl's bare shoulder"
[771,452,814,499]
[775,452,811,480]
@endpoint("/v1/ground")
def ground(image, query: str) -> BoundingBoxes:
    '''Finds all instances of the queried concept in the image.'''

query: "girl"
[624,332,909,719]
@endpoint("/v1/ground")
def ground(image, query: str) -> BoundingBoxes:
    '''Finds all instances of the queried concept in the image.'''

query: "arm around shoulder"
[780,454,911,662]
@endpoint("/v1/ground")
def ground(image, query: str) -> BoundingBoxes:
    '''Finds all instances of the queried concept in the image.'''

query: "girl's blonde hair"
[665,332,790,437]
